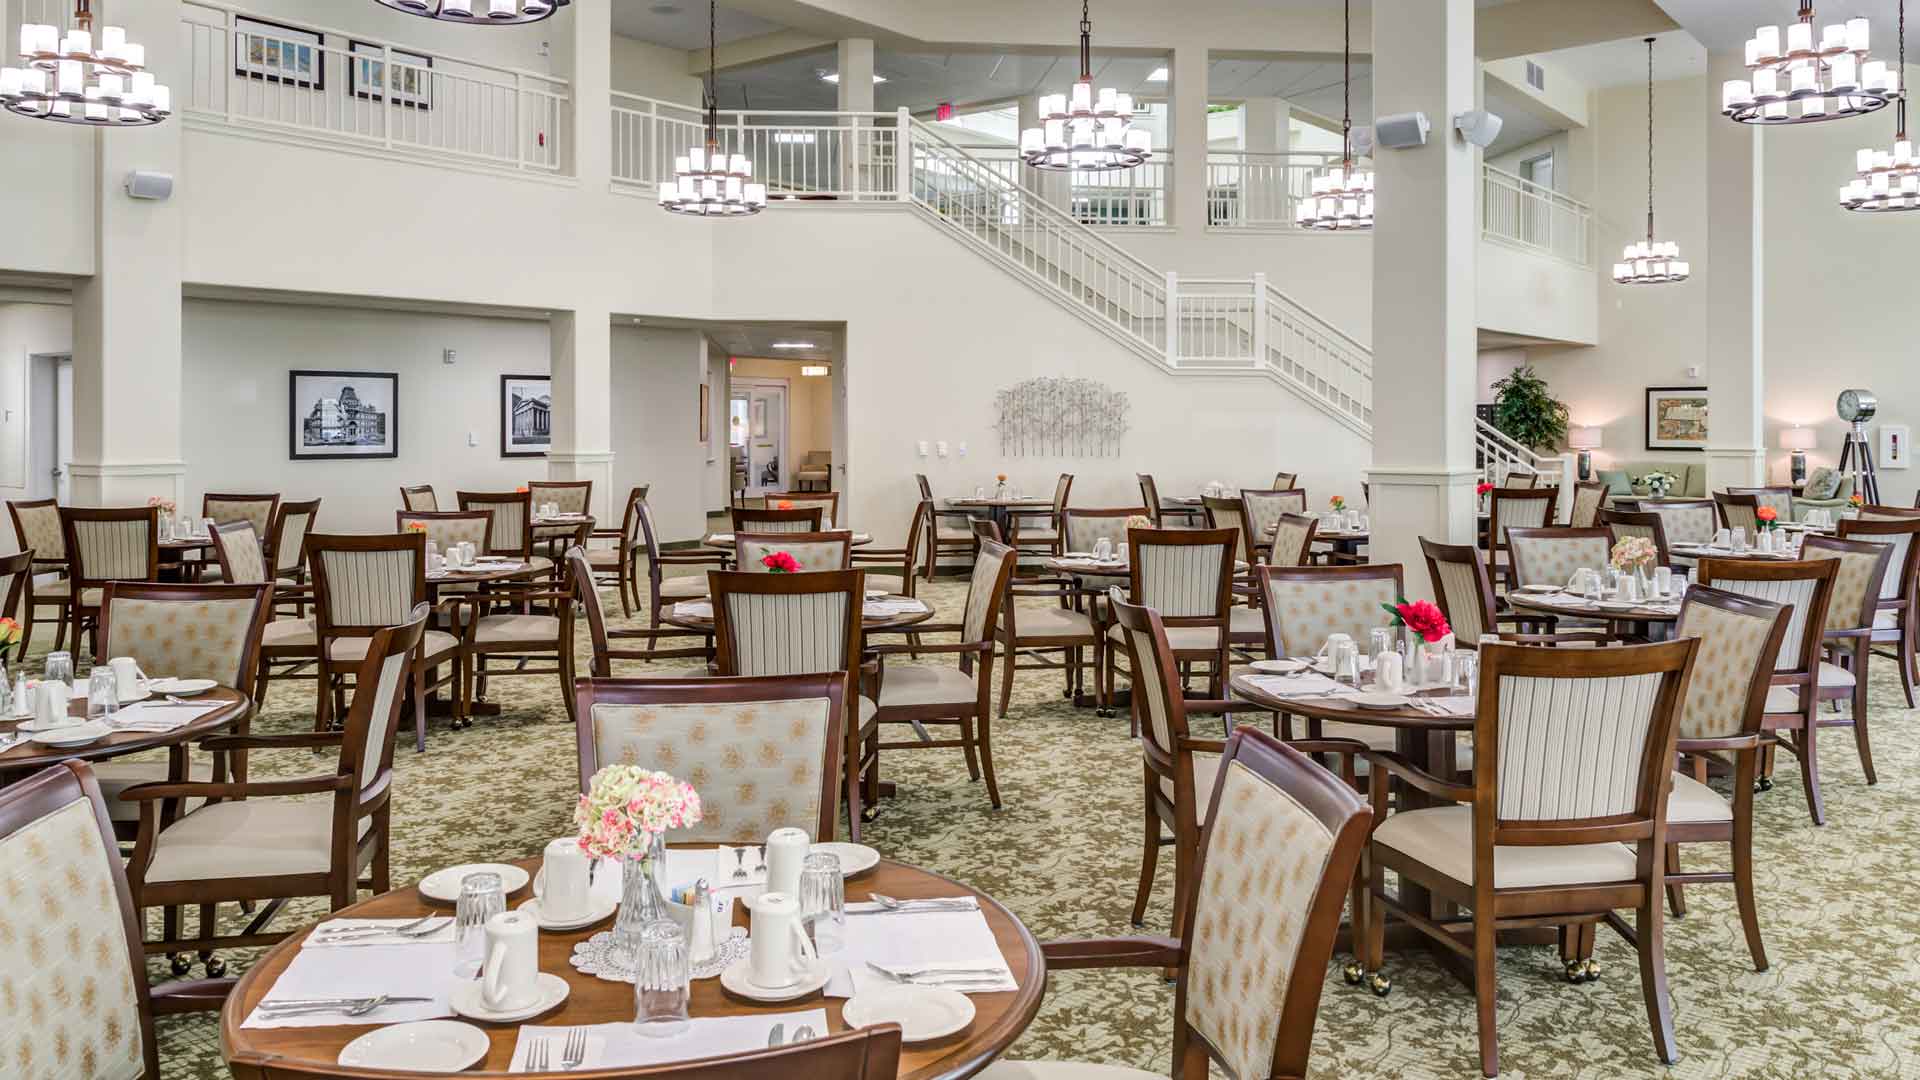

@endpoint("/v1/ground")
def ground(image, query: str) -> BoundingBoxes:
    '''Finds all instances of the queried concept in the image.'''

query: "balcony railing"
[947,146,1171,227]
[611,93,900,200]
[178,1,568,174]
[1205,151,1348,230]
[1481,164,1593,267]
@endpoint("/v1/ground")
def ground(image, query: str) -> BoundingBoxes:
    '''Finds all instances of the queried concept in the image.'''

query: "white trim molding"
[546,451,618,520]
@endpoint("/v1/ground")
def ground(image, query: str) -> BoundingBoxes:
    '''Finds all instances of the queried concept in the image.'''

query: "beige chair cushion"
[857,695,878,728]
[263,618,317,649]
[1108,623,1223,651]
[979,1063,1161,1080]
[657,577,708,600]
[79,587,105,608]
[474,613,561,645]
[145,798,372,883]
[31,577,69,600]
[1157,750,1220,804]
[92,759,213,822]
[935,526,972,541]
[1667,771,1733,824]
[1229,606,1266,639]
[877,665,978,709]
[586,548,626,568]
[1008,606,1094,643]
[328,629,458,662]
[1817,660,1856,689]
[1372,804,1637,889]
[1764,662,1856,712]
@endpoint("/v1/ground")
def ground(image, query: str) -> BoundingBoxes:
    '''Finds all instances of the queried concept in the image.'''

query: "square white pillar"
[570,0,612,184]
[1704,50,1765,492]
[548,310,615,519]
[1169,45,1210,230]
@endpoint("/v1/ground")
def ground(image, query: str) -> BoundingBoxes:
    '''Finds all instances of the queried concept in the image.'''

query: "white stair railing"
[1476,419,1551,482]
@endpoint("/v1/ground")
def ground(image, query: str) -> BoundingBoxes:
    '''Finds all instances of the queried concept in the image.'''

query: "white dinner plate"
[844,986,975,1043]
[1348,692,1410,710]
[1595,600,1645,611]
[417,862,530,904]
[1516,584,1561,593]
[31,721,111,747]
[337,1020,489,1073]
[811,841,881,877]
[1248,659,1310,675]
[146,678,217,696]
[449,972,569,1023]
[718,956,831,1002]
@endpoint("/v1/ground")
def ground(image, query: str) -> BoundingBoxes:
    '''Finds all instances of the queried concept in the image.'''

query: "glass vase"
[611,832,668,955]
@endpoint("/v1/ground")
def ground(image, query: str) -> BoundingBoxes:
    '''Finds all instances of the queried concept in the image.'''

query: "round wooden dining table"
[221,855,1046,1080]
[423,557,551,599]
[701,532,877,551]
[0,685,249,780]
[662,594,936,634]
[1505,589,1681,624]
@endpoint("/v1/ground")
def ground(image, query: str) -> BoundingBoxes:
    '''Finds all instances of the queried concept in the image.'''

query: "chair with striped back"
[585,486,649,617]
[399,485,438,511]
[1137,473,1201,526]
[1241,488,1309,560]
[1486,486,1556,589]
[1696,555,1839,825]
[1843,508,1920,708]
[1105,527,1238,714]
[60,505,160,658]
[768,491,839,529]
[1266,512,1320,568]
[8,497,70,659]
[452,544,579,731]
[730,506,822,534]
[306,533,465,752]
[1200,496,1266,656]
[1601,507,1674,569]
[1568,481,1609,528]
[396,510,494,558]
[457,490,533,561]
[1200,495,1253,568]
[1729,486,1795,524]
[1799,535,1895,796]
[1274,470,1299,489]
[575,673,848,843]
[638,498,729,644]
[736,531,854,573]
[916,474,978,581]
[1713,491,1763,537]
[1358,639,1701,1077]
[267,498,321,586]
[1421,537,1499,647]
[709,567,871,840]
[1254,563,1404,755]
[202,493,280,542]
[565,548,711,676]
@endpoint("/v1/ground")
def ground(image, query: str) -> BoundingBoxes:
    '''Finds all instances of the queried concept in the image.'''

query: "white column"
[70,0,185,507]
[837,39,874,194]
[547,310,615,520]
[1703,50,1765,492]
[1168,44,1210,231]
[1365,0,1480,595]
[1243,97,1290,154]
[569,0,611,184]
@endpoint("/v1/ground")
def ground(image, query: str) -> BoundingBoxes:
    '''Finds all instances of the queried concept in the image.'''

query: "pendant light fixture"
[372,0,568,25]
[1018,0,1151,172]
[1616,38,1689,285]
[0,1,170,126]
[1296,0,1373,230]
[1722,2,1896,124]
[659,1,766,217]
[1841,0,1919,211]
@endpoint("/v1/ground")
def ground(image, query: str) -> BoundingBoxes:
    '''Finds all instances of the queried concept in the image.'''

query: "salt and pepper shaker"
[9,673,26,717]
[687,878,716,966]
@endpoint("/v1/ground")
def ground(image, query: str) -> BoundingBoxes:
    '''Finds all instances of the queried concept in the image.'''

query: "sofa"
[1791,466,1856,520]
[1594,461,1708,503]
[794,449,832,491]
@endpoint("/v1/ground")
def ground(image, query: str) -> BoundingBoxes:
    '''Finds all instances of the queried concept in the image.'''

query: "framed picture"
[501,374,552,458]
[1879,423,1910,469]
[698,383,710,444]
[1645,386,1710,451]
[349,40,432,109]
[290,371,396,460]
[234,16,325,90]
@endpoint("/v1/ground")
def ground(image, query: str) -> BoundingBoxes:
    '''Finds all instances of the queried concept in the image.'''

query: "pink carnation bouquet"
[575,765,703,861]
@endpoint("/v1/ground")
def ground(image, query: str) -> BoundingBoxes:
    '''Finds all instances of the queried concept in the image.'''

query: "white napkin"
[1421,696,1476,717]
[826,899,1015,996]
[510,1011,828,1072]
[707,532,735,543]
[300,917,455,949]
[672,601,715,618]
[241,942,458,1027]
[1246,672,1357,699]
[863,599,928,616]
[110,700,221,732]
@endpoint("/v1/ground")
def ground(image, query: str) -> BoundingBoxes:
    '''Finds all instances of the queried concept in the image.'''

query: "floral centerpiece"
[577,765,703,949]
[1636,470,1681,498]
[1755,505,1779,531]
[515,486,529,493]
[1850,492,1865,509]
[775,499,795,510]
[404,521,428,535]
[1611,536,1658,574]
[1381,596,1451,644]
[145,495,175,513]
[1125,514,1154,531]
[1330,495,1346,512]
[762,551,800,573]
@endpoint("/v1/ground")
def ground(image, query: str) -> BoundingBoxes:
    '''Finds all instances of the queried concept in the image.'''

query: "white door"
[54,357,71,505]
[733,380,788,498]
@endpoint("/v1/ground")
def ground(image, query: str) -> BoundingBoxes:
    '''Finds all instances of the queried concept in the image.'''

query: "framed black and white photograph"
[290,370,397,460]
[234,16,326,91]
[1645,385,1710,452]
[501,374,551,458]
[349,40,432,109]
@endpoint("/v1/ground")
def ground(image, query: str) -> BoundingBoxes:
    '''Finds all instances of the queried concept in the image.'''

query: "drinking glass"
[798,851,846,956]
[1115,542,1129,564]
[1093,537,1112,561]
[1368,627,1396,667]
[1454,652,1479,698]
[1330,639,1361,687]
[1731,527,1748,553]
[633,918,691,1037]
[453,871,505,978]
[87,669,119,723]
[974,486,985,498]
[44,650,72,689]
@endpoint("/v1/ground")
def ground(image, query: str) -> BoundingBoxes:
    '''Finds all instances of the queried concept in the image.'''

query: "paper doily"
[570,927,749,983]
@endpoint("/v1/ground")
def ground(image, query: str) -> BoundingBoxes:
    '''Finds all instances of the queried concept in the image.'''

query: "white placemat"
[241,942,458,1028]
[827,899,1015,996]
[110,700,223,732]
[1245,672,1357,699]
[510,1011,828,1072]
[672,601,715,619]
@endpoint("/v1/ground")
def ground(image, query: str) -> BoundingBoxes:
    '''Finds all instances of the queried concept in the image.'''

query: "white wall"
[1476,347,1525,404]
[0,302,72,516]
[0,121,91,276]
[609,324,706,543]
[611,34,703,105]
[181,299,550,532]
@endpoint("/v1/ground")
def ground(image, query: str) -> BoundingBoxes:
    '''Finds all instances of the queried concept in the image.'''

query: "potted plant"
[1488,365,1570,453]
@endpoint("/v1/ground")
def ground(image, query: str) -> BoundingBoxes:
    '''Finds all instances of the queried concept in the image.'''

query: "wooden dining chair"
[1729,485,1795,523]
[735,530,854,572]
[396,509,494,557]
[1505,526,1621,641]
[1274,469,1299,489]
[980,729,1368,1080]
[917,474,979,580]
[1600,507,1674,569]
[8,496,70,659]
[123,606,427,996]
[1266,511,1320,567]
[1104,527,1238,715]
[849,499,927,600]
[1421,537,1501,646]
[1696,556,1839,825]
[585,486,648,617]
[866,540,1017,811]
[1568,480,1609,527]
[1799,535,1894,792]
[1007,473,1073,559]
[632,498,729,655]
[0,549,32,663]
[564,549,710,677]
[1843,509,1920,708]
[1356,638,1701,1077]
[457,490,534,563]
[1643,498,1718,549]
[202,492,280,541]
[60,504,161,658]
[398,484,438,511]
[1201,495,1267,656]
[1713,491,1763,536]
[767,490,840,529]
[449,544,581,730]
[709,568,870,839]
[1253,563,1404,755]
[575,672,848,842]
[0,761,231,1076]
[527,479,593,563]
[1485,486,1555,589]
[1138,472,1202,526]
[1244,490,1310,560]
[729,505,823,534]
[265,497,321,591]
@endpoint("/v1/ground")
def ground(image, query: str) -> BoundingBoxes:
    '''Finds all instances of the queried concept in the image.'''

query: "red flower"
[776,500,795,510]
[763,551,800,573]
[1755,506,1778,522]
[1476,482,1494,496]
[1395,599,1452,643]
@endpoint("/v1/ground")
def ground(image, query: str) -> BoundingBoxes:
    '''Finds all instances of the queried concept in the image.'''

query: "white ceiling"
[1482,78,1561,155]
[1535,28,1707,90]
[609,0,782,51]
[1655,0,1912,51]
[623,316,841,362]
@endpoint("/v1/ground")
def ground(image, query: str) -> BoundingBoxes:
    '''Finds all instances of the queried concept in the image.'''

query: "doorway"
[729,377,788,499]
[27,353,71,504]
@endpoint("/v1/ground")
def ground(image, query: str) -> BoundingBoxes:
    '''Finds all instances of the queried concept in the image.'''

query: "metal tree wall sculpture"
[992,377,1130,457]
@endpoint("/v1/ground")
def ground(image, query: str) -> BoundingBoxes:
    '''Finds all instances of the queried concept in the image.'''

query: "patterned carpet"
[113,567,1920,1079]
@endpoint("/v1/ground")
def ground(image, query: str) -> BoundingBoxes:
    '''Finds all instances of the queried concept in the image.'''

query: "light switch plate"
[936,441,949,458]
[917,441,930,457]
[957,442,968,457]
[467,431,477,447]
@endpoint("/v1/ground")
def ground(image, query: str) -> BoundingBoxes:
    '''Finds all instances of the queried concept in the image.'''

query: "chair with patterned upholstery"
[0,761,229,1070]
[1568,481,1608,528]
[1274,470,1299,489]
[729,506,823,534]
[917,474,979,580]
[978,728,1369,1080]
[1696,555,1839,825]
[123,606,427,990]
[527,479,593,560]
[202,493,279,543]
[1104,527,1237,715]
[1356,638,1701,1076]
[1254,564,1405,757]
[575,673,848,841]
[9,497,70,659]
[0,550,31,665]
[1242,488,1310,561]
[399,484,438,511]
[1713,491,1763,536]
[1007,473,1073,559]
[1843,509,1920,708]
[396,510,494,558]
[710,568,870,839]
[585,486,648,617]
[865,540,1017,811]
[1730,485,1796,524]
[1645,498,1718,550]
[89,581,274,842]
[766,491,839,530]
[566,549,710,676]
[1485,486,1555,588]
[1506,526,1634,643]
[736,531,854,573]
[1601,507,1674,569]
[209,522,271,586]
[1800,535,1894,796]
[1267,512,1320,567]
[448,545,579,730]
[60,505,160,658]
[303,534,465,752]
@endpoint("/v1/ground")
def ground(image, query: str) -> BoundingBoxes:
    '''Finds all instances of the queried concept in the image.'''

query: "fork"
[560,1026,587,1071]
[526,1036,549,1072]
[867,960,1007,979]
[731,848,749,881]
[752,845,767,873]
[314,915,445,940]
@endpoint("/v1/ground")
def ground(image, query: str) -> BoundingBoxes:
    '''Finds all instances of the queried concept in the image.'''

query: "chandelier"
[1722,3,1896,124]
[1018,0,1150,171]
[660,1,765,216]
[0,1,170,126]
[1616,39,1689,284]
[372,0,568,25]
[1297,0,1373,230]
[1841,0,1919,211]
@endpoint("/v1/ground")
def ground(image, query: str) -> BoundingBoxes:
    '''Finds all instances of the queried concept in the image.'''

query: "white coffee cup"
[480,909,541,1012]
[763,827,810,898]
[747,891,818,989]
[36,680,72,729]
[459,541,477,564]
[1375,651,1404,691]
[536,838,592,922]
[1654,566,1674,597]
[108,657,146,701]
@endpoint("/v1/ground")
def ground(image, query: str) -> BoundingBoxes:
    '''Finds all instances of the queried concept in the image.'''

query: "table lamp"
[1780,426,1816,484]
[1567,427,1602,481]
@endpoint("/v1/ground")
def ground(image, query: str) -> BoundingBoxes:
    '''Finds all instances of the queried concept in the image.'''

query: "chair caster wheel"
[1756,777,1774,792]
[1565,960,1583,983]
[170,954,192,977]
[1582,959,1600,982]
[1365,973,1391,997]
[205,956,227,977]
[1342,962,1364,985]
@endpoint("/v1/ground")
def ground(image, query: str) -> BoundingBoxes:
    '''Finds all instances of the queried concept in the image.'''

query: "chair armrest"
[150,978,238,1016]
[607,626,710,641]
[1176,737,1228,754]
[1181,699,1246,716]
[657,552,730,566]
[1037,935,1183,971]
[200,732,342,752]
[1675,735,1761,754]
[868,641,990,656]
[1361,750,1472,804]
[589,529,625,539]
[869,621,963,636]
[121,775,346,802]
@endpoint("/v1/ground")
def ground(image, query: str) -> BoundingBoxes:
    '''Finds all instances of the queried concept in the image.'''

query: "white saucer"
[1594,600,1644,611]
[449,972,569,1023]
[418,862,530,904]
[1248,659,1310,675]
[1517,584,1561,593]
[1348,692,1410,710]
[31,722,111,747]
[338,1020,489,1072]
[518,895,618,933]
[718,956,831,1002]
[843,986,975,1043]
[117,688,154,703]
[146,678,217,696]
[810,841,881,877]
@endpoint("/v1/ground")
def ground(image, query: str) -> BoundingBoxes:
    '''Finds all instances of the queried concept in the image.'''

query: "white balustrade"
[611,94,900,200]
[1205,151,1347,229]
[1481,164,1593,267]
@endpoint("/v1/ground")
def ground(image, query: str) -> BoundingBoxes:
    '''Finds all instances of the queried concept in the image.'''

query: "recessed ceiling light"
[1147,67,1168,82]
[820,72,887,84]
[771,341,817,349]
